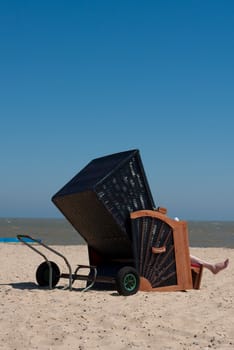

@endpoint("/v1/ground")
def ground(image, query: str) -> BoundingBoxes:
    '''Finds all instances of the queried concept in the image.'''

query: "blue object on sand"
[0,237,41,243]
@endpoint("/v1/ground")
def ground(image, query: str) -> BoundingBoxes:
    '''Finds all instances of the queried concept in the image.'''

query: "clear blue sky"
[1,1,233,220]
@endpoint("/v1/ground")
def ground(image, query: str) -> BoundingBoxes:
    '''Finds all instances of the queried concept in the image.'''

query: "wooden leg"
[191,264,203,290]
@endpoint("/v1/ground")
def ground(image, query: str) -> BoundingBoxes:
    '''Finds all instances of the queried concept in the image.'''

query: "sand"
[0,244,233,350]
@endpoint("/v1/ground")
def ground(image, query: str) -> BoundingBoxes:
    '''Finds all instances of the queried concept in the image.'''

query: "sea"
[0,218,234,248]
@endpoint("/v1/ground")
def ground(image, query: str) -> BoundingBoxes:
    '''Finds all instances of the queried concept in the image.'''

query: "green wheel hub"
[124,273,137,291]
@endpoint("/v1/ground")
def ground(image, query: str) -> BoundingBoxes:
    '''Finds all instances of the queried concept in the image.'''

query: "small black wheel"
[36,261,60,288]
[116,266,140,296]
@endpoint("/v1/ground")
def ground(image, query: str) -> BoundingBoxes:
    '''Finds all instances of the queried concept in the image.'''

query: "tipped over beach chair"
[18,149,203,295]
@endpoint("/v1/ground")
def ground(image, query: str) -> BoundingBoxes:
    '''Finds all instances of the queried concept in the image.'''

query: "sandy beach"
[0,244,233,350]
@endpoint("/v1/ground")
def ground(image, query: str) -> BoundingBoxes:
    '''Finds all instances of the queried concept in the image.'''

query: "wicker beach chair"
[20,149,202,295]
[51,149,202,293]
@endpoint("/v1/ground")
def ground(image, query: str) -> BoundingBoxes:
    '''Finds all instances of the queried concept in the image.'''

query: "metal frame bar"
[17,234,73,290]
[17,235,117,292]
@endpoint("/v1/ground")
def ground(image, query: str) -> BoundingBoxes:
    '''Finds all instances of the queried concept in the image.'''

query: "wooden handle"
[152,246,166,254]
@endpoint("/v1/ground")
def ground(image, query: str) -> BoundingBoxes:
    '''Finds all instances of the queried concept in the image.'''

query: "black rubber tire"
[116,266,140,296]
[36,261,60,288]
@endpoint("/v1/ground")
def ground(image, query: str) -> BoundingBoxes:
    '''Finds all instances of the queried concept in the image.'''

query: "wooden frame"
[130,209,194,292]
